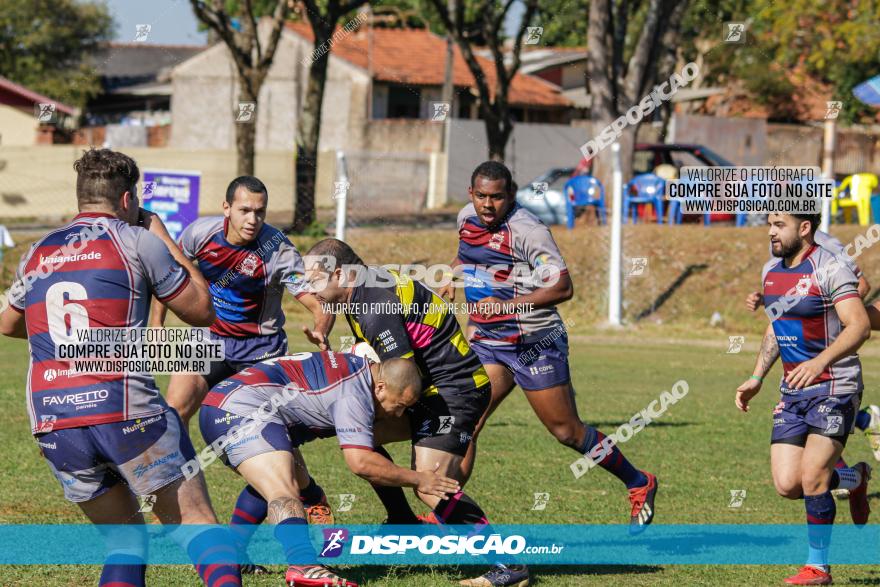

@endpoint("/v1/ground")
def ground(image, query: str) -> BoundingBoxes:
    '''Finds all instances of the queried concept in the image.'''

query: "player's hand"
[438,282,456,302]
[735,378,762,412]
[785,358,826,390]
[476,296,505,319]
[416,463,460,498]
[138,208,173,242]
[745,291,763,312]
[302,325,330,351]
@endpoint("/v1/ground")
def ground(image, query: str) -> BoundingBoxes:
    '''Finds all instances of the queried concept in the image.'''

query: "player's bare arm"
[736,323,779,412]
[786,297,870,389]
[0,308,27,339]
[298,292,334,351]
[342,448,460,498]
[438,257,462,301]
[477,271,573,319]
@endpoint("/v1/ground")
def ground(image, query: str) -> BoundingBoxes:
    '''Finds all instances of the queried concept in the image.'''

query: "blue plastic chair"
[563,175,606,228]
[623,173,666,224]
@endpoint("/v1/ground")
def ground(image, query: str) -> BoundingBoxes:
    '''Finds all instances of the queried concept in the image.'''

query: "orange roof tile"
[286,22,569,108]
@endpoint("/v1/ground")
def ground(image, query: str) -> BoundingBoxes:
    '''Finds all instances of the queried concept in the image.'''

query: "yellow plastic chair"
[832,173,878,226]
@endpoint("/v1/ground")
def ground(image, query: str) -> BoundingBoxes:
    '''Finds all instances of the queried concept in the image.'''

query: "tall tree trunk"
[586,0,615,193]
[236,78,259,176]
[293,32,332,232]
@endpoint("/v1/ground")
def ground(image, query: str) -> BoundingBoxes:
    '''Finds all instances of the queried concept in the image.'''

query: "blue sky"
[103,0,207,45]
[101,0,523,45]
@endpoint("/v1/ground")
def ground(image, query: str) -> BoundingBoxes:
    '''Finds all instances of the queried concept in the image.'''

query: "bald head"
[373,358,422,418]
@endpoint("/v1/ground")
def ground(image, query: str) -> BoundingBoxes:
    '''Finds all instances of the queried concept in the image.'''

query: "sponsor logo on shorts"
[122,415,163,435]
[37,440,56,450]
[214,412,241,425]
[320,528,349,558]
[417,419,432,438]
[227,434,259,448]
[336,427,363,434]
[528,364,555,376]
[132,450,181,479]
[773,418,786,425]
[459,432,473,445]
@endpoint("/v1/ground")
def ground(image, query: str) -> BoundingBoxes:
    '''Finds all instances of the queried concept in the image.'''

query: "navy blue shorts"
[35,410,196,503]
[204,331,288,388]
[199,405,301,469]
[770,393,861,447]
[471,334,570,391]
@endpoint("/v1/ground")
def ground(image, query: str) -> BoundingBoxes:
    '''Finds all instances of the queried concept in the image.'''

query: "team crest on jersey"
[240,253,260,277]
[795,276,812,296]
[488,232,506,251]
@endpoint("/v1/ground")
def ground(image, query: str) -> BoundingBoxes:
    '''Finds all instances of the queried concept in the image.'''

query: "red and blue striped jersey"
[762,244,863,398]
[456,202,568,345]
[202,351,375,450]
[178,217,307,338]
[11,213,189,434]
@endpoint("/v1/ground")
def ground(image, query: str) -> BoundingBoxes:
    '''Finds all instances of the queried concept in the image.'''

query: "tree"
[189,0,292,176]
[586,0,688,189]
[291,0,370,232]
[0,0,113,108]
[426,0,540,161]
[536,0,589,47]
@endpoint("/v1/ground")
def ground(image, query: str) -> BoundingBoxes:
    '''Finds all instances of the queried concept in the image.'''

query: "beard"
[771,237,802,258]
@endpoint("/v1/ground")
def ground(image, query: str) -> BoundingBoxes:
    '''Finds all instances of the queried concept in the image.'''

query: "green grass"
[1,330,878,586]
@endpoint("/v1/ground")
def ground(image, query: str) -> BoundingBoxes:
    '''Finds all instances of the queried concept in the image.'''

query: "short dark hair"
[470,161,513,194]
[791,213,821,235]
[305,238,364,272]
[226,176,268,203]
[74,149,140,209]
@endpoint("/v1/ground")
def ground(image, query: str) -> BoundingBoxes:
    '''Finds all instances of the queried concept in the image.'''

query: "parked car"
[517,143,737,225]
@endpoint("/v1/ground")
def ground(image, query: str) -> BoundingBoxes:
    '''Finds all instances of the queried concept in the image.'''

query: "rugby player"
[302,239,528,587]
[746,230,880,461]
[149,175,335,572]
[441,161,657,534]
[736,213,872,586]
[0,148,242,587]
[199,351,460,587]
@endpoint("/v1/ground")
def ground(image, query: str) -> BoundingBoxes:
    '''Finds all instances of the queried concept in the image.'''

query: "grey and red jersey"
[202,351,376,450]
[761,244,863,398]
[177,216,307,338]
[11,213,188,434]
[456,202,568,345]
[766,230,863,279]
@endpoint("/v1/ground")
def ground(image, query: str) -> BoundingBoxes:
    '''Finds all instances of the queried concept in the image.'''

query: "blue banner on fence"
[0,525,878,565]
[142,169,201,241]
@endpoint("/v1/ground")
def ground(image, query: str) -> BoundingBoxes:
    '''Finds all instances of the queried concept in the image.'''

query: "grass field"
[1,223,879,585]
[1,327,879,586]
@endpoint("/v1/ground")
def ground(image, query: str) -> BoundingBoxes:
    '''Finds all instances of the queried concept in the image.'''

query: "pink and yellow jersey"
[11,213,189,434]
[762,244,863,398]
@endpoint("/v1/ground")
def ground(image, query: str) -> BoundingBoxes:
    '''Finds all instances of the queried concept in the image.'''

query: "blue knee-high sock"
[230,485,267,557]
[804,491,835,570]
[579,425,648,489]
[230,485,267,558]
[275,517,317,564]
[855,409,871,431]
[99,553,146,587]
[184,527,242,587]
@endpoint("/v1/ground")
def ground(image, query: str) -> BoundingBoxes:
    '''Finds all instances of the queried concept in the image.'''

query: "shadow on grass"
[346,564,663,584]
[634,263,709,322]
[587,421,696,429]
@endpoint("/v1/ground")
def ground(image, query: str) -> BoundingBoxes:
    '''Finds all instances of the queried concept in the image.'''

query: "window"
[386,85,421,119]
